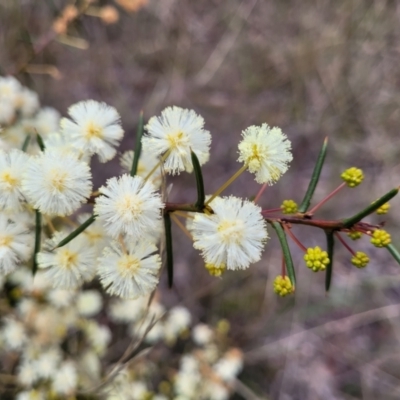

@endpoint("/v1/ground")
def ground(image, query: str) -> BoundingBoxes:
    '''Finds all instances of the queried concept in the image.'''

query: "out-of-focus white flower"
[97,239,161,299]
[0,76,21,123]
[1,318,27,350]
[46,288,76,308]
[108,297,147,322]
[238,123,292,184]
[77,290,103,317]
[143,106,211,175]
[78,213,109,255]
[205,381,230,400]
[130,381,149,398]
[84,321,111,355]
[166,306,191,336]
[120,149,162,188]
[30,107,60,136]
[43,133,80,158]
[37,232,96,289]
[174,369,201,398]
[192,196,268,270]
[94,174,163,239]
[61,100,124,162]
[22,150,92,216]
[52,361,78,395]
[0,215,32,276]
[17,88,39,117]
[213,348,243,382]
[16,390,46,400]
[192,323,213,345]
[0,149,30,211]
[17,359,38,386]
[34,348,62,380]
[80,351,101,380]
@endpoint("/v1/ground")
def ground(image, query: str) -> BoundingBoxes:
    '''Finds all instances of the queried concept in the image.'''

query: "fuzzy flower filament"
[22,150,92,216]
[94,174,164,239]
[142,106,211,175]
[61,100,124,162]
[192,196,268,270]
[238,123,292,184]
[97,239,161,299]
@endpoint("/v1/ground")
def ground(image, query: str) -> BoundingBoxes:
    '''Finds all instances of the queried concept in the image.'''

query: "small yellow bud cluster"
[351,251,370,268]
[376,202,390,215]
[281,199,298,214]
[273,275,294,296]
[370,229,391,247]
[348,231,362,240]
[341,167,364,187]
[217,319,230,334]
[205,263,226,277]
[304,246,330,272]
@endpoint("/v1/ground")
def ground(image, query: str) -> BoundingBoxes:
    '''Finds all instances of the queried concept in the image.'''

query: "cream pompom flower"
[142,106,211,175]
[0,149,30,211]
[192,196,268,270]
[238,123,292,184]
[97,239,161,299]
[94,174,164,239]
[0,214,33,276]
[22,150,92,216]
[37,231,97,289]
[61,100,124,162]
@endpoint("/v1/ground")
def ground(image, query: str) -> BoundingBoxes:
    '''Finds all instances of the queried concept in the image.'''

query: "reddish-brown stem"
[254,183,268,204]
[309,182,346,214]
[283,224,307,252]
[335,232,356,256]
[262,208,282,214]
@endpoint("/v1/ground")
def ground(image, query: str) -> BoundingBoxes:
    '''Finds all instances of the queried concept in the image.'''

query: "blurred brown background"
[2,0,400,398]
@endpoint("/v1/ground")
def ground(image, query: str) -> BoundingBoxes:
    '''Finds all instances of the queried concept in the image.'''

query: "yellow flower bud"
[348,231,362,240]
[376,202,390,215]
[281,199,298,214]
[370,229,391,247]
[341,167,364,187]
[273,275,294,296]
[304,246,330,272]
[351,251,370,268]
[205,263,226,277]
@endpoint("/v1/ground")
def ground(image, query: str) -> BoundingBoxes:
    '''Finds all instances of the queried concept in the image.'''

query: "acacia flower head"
[281,199,298,214]
[142,106,211,175]
[22,150,92,216]
[192,196,268,270]
[61,100,124,162]
[97,239,161,299]
[304,246,330,272]
[37,231,97,289]
[341,167,364,187]
[0,215,32,277]
[94,174,164,239]
[273,275,294,296]
[370,229,391,247]
[238,123,292,184]
[351,251,369,268]
[0,149,30,211]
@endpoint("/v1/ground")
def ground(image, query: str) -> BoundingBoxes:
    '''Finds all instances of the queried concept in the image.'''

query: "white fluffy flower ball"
[22,149,92,216]
[192,196,268,270]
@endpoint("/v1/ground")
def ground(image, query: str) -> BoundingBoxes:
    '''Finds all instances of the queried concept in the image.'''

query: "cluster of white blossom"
[0,75,292,399]
[0,268,242,399]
